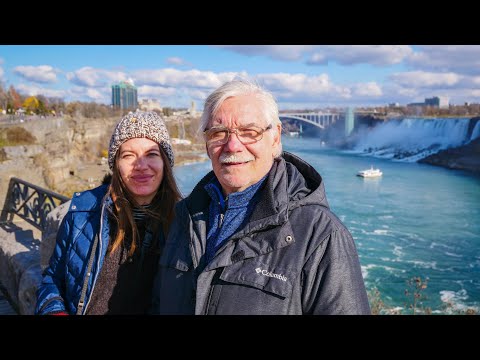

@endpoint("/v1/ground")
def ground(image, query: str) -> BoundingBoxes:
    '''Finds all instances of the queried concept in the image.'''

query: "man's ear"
[273,123,282,146]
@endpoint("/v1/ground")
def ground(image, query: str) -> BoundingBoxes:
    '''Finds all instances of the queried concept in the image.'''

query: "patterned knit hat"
[108,111,174,170]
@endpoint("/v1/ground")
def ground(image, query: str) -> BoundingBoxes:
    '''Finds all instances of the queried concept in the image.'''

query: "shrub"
[6,127,37,145]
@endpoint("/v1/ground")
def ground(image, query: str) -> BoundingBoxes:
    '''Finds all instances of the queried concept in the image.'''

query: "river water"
[173,135,480,314]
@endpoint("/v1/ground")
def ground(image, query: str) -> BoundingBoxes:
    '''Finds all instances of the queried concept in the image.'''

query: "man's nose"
[223,130,243,151]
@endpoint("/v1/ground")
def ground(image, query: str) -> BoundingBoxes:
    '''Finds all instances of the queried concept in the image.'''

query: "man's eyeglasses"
[203,124,272,146]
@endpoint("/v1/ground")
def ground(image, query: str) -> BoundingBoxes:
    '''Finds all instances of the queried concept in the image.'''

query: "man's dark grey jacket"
[151,152,371,314]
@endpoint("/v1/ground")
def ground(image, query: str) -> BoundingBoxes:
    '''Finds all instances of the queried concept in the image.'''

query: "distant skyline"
[1,45,480,110]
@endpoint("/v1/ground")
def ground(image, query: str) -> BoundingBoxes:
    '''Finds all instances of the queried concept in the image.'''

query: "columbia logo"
[254,267,287,282]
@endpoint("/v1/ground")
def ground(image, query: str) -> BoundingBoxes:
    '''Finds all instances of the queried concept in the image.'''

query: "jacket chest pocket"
[221,260,295,298]
[158,242,193,277]
[154,244,195,314]
[206,259,297,314]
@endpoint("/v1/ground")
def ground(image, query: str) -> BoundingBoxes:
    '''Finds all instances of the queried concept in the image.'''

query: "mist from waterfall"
[352,118,477,162]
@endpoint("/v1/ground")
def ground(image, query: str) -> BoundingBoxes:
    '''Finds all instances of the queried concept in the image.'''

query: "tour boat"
[357,166,383,178]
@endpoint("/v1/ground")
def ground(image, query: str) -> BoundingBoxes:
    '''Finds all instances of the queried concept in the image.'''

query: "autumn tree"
[0,83,8,111]
[23,96,40,114]
[8,85,22,111]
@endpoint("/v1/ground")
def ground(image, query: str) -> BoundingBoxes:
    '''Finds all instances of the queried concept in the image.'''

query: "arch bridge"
[279,112,340,129]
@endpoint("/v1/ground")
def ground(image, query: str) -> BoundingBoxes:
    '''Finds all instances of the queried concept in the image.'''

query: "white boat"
[357,166,383,178]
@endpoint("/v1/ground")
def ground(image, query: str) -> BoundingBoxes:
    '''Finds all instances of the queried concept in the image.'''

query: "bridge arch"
[279,113,340,130]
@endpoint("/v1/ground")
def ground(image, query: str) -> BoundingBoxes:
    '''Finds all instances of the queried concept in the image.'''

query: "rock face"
[419,137,480,174]
[0,116,118,202]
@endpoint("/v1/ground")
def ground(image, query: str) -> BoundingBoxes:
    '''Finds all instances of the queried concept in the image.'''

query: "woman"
[35,111,182,315]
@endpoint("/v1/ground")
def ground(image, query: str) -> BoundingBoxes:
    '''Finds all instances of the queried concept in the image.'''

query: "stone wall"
[0,202,69,314]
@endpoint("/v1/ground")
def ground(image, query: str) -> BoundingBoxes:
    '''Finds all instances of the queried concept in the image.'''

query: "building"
[425,96,449,109]
[139,99,162,112]
[112,81,138,110]
[188,100,200,116]
[408,96,450,109]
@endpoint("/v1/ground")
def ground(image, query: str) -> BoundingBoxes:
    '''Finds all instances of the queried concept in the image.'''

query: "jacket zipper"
[81,200,106,314]
[203,270,222,314]
[204,285,214,315]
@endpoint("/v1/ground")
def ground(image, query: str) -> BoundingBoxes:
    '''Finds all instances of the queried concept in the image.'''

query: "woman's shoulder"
[69,184,110,212]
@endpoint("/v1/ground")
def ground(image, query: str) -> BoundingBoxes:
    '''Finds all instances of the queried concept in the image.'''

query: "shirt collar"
[204,175,268,211]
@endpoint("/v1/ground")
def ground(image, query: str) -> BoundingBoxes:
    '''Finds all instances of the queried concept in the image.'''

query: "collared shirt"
[204,175,267,263]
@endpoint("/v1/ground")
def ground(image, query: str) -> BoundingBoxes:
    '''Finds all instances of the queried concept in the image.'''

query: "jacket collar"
[183,151,328,269]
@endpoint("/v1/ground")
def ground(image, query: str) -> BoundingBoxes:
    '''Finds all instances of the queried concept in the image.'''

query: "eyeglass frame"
[203,123,273,146]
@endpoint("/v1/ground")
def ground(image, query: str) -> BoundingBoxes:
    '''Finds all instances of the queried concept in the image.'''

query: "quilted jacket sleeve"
[35,214,72,315]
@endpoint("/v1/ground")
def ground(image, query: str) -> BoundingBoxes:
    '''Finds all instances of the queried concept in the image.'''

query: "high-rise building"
[425,96,449,109]
[112,81,138,110]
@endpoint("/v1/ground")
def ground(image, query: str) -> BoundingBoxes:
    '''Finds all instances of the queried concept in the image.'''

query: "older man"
[151,78,370,314]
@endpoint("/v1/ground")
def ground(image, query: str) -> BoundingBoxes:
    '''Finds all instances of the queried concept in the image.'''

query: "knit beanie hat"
[108,110,174,170]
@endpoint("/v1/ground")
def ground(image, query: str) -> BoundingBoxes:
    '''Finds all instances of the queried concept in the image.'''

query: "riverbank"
[419,137,480,174]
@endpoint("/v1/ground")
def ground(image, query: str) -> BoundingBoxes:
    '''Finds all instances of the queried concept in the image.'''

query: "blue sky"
[1,45,480,110]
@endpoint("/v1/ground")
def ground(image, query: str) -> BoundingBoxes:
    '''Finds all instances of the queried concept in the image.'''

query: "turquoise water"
[174,136,480,314]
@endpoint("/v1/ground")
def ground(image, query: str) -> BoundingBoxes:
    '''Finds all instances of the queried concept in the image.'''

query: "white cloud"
[216,45,316,61]
[255,72,351,102]
[137,85,177,97]
[69,85,110,103]
[66,67,127,87]
[217,45,413,66]
[406,45,480,75]
[166,57,191,67]
[390,71,460,88]
[85,88,106,101]
[352,82,383,97]
[15,83,67,98]
[13,65,59,83]
[133,68,246,89]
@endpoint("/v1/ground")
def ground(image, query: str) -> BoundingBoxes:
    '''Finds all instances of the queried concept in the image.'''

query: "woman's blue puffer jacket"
[35,184,112,315]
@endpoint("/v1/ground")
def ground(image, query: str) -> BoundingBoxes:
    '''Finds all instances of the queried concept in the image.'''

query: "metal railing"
[0,177,70,232]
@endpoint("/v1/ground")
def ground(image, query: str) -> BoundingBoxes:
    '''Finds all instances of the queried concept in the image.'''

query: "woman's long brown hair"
[108,146,182,256]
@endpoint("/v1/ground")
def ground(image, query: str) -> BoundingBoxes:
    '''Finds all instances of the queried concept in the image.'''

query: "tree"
[0,83,8,110]
[37,99,48,115]
[23,96,40,114]
[8,85,22,110]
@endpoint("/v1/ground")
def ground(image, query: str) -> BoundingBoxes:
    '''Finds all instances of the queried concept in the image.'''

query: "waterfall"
[352,117,472,162]
[470,120,480,141]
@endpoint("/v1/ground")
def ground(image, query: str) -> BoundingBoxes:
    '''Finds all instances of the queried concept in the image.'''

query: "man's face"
[206,94,281,196]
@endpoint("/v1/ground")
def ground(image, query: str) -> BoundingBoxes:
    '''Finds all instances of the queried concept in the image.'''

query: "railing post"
[0,177,16,223]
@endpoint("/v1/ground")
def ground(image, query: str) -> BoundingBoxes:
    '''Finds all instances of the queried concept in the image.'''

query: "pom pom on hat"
[108,111,174,170]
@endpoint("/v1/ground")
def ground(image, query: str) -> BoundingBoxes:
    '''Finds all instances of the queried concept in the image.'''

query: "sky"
[1,45,480,110]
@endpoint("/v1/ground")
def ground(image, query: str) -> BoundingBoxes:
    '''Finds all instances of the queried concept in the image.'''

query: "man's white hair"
[200,77,282,157]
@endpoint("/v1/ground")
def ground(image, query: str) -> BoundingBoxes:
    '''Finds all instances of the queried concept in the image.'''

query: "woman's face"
[117,138,164,205]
